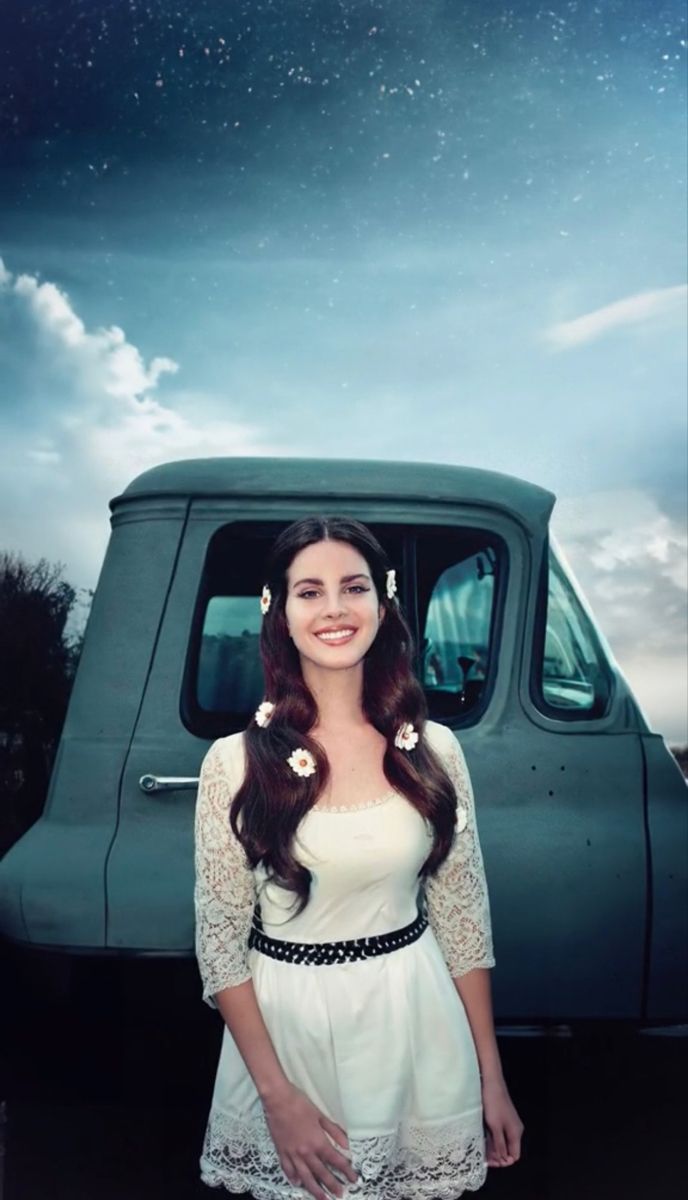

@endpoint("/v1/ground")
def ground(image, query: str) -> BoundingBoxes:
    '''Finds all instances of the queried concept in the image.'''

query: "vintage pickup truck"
[0,456,685,1030]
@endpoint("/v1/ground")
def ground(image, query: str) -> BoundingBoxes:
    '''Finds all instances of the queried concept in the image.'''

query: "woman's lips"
[314,628,357,645]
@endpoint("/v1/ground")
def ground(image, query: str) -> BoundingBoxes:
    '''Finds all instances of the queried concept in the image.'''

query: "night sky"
[1,0,686,740]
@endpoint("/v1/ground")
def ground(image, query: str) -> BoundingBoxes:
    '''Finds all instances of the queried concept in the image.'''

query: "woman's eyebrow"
[292,572,370,589]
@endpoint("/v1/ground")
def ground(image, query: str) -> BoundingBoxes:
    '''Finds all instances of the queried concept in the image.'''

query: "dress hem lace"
[199,1105,489,1200]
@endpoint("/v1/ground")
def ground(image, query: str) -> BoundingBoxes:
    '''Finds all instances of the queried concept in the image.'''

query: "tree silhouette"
[0,552,90,855]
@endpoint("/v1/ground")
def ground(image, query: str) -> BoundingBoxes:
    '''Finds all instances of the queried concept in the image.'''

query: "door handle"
[139,774,199,793]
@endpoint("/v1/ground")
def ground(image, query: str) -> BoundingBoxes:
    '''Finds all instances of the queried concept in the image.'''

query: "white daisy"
[255,701,275,728]
[394,721,419,751]
[386,568,397,600]
[260,584,272,615]
[287,748,317,777]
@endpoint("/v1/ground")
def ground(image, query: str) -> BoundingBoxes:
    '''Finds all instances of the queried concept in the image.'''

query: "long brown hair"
[230,515,458,915]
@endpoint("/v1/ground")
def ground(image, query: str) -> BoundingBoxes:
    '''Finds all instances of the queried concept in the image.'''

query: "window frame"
[410,524,509,729]
[181,516,510,738]
[528,531,616,724]
[180,519,286,739]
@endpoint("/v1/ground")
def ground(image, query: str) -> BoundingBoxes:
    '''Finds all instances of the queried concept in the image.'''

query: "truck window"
[184,520,405,735]
[416,529,504,724]
[181,522,276,735]
[198,595,263,715]
[531,539,614,720]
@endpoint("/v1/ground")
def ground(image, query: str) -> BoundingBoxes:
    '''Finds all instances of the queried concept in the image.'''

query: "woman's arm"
[423,726,496,978]
[193,736,358,1200]
[423,727,501,1078]
[454,965,523,1168]
[452,967,503,1083]
[194,736,257,1005]
[212,976,292,1101]
[194,736,293,1095]
[423,725,523,1167]
[211,978,358,1200]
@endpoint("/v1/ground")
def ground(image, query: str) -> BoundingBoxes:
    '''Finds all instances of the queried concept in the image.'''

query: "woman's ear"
[379,603,385,624]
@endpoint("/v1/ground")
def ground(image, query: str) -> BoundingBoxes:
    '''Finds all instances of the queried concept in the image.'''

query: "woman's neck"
[302,662,368,733]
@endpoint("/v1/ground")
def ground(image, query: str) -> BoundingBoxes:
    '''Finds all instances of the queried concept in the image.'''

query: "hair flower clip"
[386,568,398,600]
[260,584,272,615]
[287,747,317,778]
[394,721,419,751]
[456,805,468,833]
[255,700,275,728]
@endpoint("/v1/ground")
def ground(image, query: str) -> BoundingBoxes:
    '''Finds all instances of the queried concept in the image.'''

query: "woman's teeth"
[316,629,356,642]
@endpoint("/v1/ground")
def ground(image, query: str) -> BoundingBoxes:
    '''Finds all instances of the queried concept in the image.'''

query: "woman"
[194,516,524,1199]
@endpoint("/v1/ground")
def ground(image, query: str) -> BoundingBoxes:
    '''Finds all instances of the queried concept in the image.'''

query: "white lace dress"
[193,718,496,1200]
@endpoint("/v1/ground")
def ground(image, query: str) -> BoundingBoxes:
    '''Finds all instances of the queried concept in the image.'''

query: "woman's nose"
[323,594,346,616]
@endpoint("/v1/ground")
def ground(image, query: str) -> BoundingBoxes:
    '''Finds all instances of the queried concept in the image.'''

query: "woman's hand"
[481,1075,525,1167]
[262,1082,359,1200]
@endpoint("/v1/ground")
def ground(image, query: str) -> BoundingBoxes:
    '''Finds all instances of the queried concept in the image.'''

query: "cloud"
[13,269,179,396]
[551,489,687,743]
[0,255,284,586]
[544,284,687,350]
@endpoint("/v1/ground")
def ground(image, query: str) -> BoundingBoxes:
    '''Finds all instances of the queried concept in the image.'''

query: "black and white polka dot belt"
[248,909,428,965]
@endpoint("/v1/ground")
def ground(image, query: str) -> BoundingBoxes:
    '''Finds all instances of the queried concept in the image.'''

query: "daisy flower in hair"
[287,748,317,777]
[394,721,418,751]
[255,701,275,728]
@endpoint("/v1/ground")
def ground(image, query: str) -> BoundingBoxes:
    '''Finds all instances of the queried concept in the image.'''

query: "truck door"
[414,523,647,1022]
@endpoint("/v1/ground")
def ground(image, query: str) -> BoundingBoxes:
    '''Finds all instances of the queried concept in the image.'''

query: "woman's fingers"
[319,1118,358,1183]
[482,1078,525,1167]
[319,1116,350,1150]
[325,1151,358,1186]
[264,1085,358,1195]
[279,1153,301,1186]
[502,1112,524,1162]
[486,1120,522,1166]
[486,1126,507,1165]
[506,1120,523,1161]
[485,1128,499,1166]
[296,1158,342,1200]
[489,1114,509,1160]
[293,1136,356,1200]
[493,1128,508,1160]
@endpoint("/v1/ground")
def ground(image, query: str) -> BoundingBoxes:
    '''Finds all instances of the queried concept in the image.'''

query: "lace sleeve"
[423,727,496,978]
[193,736,256,1007]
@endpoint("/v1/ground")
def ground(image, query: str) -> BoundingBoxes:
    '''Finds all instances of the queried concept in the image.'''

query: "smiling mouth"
[314,628,357,643]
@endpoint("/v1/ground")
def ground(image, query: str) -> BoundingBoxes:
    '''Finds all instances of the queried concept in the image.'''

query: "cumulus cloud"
[544,284,687,350]
[0,255,284,586]
[552,489,687,742]
[13,269,179,397]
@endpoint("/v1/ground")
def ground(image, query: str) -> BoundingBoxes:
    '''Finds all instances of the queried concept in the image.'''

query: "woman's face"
[284,539,385,672]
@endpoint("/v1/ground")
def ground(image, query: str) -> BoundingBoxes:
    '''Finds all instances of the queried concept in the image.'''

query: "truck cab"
[1,456,685,1028]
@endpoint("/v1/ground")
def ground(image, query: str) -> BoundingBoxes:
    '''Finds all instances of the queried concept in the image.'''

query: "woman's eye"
[298,586,369,599]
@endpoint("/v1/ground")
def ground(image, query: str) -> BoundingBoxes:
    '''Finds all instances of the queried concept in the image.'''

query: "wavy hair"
[229,515,458,916]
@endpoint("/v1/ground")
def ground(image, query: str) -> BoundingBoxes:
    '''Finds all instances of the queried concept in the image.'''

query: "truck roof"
[111,456,556,529]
